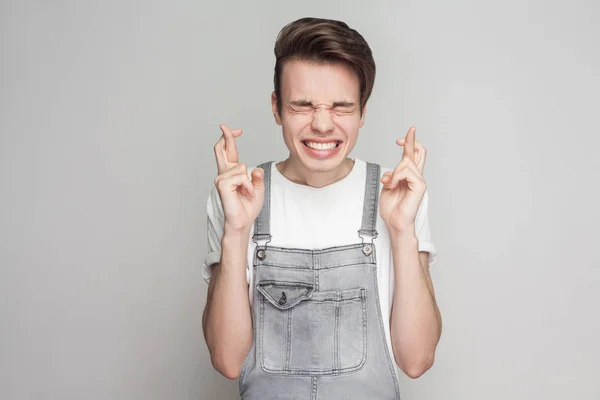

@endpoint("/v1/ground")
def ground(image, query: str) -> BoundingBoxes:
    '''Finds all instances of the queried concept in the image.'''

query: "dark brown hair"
[273,17,376,116]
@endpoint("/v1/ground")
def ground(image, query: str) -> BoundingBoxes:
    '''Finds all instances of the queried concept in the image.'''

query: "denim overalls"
[238,161,401,400]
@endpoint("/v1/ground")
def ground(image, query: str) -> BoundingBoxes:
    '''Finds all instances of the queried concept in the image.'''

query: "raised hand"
[379,126,427,235]
[213,124,265,235]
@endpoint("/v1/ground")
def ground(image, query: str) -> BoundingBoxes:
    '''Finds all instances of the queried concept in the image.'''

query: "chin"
[298,153,349,173]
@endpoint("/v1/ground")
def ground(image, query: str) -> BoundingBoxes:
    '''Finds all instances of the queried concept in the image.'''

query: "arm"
[389,233,442,378]
[202,229,253,380]
[202,124,265,379]
[379,126,442,378]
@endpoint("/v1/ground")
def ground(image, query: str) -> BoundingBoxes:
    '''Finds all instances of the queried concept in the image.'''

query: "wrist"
[223,223,251,238]
[389,229,418,245]
[389,230,419,257]
[387,223,417,239]
[218,231,250,278]
[222,228,251,245]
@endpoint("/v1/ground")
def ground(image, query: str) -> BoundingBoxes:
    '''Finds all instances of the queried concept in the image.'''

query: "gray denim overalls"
[238,161,401,400]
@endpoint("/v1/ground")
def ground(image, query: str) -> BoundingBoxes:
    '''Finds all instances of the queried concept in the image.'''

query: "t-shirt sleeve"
[415,189,437,268]
[202,186,225,283]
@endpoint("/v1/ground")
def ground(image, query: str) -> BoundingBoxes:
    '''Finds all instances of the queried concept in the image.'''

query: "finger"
[251,167,265,192]
[219,124,242,164]
[215,169,255,198]
[401,126,416,161]
[231,164,256,198]
[396,138,418,165]
[415,141,427,173]
[390,155,423,186]
[389,159,425,188]
[396,137,426,173]
[398,158,423,179]
[214,126,243,175]
[217,163,250,182]
[380,171,393,185]
[387,166,424,191]
[213,135,228,174]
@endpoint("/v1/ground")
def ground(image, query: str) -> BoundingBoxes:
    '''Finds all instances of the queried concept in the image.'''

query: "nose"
[310,107,335,134]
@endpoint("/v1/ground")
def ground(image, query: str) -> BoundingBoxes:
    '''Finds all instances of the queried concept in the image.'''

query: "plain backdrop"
[1,0,599,399]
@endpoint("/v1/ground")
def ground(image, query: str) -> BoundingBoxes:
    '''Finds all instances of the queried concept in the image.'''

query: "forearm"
[203,230,253,379]
[389,230,441,378]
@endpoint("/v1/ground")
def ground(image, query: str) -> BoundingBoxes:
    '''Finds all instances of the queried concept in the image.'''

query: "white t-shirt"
[202,158,437,373]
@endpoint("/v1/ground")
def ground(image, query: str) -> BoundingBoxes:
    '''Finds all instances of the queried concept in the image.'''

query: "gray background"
[1,0,599,399]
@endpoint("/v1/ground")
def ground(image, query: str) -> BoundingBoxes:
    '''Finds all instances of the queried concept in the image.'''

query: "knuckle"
[236,163,247,173]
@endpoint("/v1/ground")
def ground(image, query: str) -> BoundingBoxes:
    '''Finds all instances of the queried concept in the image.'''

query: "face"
[272,60,365,174]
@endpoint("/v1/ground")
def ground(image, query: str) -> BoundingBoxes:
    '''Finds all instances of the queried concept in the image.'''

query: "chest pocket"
[257,280,367,376]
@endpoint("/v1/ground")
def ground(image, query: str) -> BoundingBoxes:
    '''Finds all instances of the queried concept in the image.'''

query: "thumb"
[251,167,265,191]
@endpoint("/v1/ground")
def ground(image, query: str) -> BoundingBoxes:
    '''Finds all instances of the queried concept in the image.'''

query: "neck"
[276,157,355,188]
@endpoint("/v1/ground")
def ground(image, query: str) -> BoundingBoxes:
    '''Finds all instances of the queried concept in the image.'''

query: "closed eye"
[287,102,357,116]
[332,107,356,116]
[288,104,314,114]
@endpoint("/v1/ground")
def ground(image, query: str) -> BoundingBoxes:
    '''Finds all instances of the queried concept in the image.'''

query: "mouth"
[302,140,342,151]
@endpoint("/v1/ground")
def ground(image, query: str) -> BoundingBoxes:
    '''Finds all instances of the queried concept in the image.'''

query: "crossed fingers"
[397,126,426,173]
[213,162,255,198]
[214,124,243,175]
[382,126,427,190]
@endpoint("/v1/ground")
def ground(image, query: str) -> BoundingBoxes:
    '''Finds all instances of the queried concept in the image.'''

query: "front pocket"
[257,281,367,376]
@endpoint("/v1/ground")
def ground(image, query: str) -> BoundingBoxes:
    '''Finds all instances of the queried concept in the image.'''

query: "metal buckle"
[358,229,378,256]
[253,234,271,261]
[252,234,272,247]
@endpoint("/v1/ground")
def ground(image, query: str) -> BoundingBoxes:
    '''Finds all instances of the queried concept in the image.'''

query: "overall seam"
[361,287,368,373]
[371,265,401,399]
[334,292,340,375]
[285,308,293,372]
[238,335,255,393]
[258,297,265,372]
[258,261,376,270]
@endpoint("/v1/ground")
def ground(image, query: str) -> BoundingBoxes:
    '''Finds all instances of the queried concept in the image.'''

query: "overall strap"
[252,161,273,247]
[358,162,380,255]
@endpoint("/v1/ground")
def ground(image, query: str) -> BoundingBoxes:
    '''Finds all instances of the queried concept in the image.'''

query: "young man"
[202,17,441,400]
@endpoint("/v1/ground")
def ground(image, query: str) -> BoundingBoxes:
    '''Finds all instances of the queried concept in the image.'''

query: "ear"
[359,105,366,128]
[271,91,282,125]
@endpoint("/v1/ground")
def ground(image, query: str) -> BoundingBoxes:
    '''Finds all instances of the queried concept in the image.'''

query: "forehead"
[280,59,360,103]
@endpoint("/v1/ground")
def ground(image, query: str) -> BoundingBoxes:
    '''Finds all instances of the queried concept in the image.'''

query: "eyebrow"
[289,100,313,107]
[289,100,356,108]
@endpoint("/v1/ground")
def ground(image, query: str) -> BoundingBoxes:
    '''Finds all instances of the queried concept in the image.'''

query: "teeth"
[305,141,338,150]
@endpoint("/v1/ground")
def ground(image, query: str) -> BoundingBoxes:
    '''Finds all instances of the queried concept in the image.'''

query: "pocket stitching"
[257,281,314,310]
